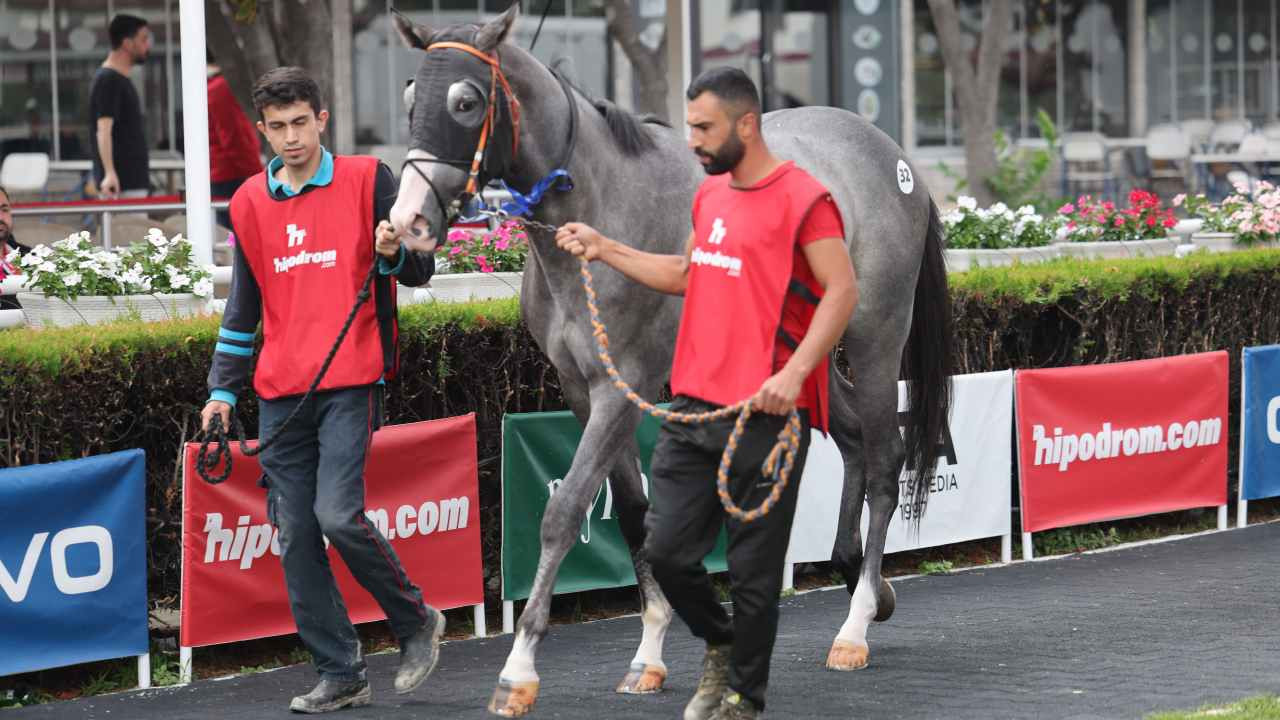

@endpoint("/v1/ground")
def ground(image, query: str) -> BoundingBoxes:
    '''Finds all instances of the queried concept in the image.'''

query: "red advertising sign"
[1016,352,1228,533]
[180,415,482,648]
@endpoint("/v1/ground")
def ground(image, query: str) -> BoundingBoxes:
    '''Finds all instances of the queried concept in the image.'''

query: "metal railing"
[11,199,231,250]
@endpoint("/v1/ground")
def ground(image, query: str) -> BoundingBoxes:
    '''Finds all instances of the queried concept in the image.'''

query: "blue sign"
[1241,346,1280,501]
[0,450,148,676]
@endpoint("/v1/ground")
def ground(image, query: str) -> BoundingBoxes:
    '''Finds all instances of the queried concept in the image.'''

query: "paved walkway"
[12,523,1280,719]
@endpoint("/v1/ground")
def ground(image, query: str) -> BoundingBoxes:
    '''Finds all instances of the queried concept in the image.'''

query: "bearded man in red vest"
[555,67,858,720]
[200,66,443,714]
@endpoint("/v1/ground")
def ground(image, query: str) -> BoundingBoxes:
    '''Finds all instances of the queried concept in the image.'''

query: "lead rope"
[509,214,802,523]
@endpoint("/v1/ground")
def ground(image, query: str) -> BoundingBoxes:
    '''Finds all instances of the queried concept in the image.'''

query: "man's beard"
[696,132,746,176]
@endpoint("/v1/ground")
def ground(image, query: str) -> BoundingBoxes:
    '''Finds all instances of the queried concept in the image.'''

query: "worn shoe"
[394,606,446,694]
[709,691,761,720]
[288,677,371,713]
[683,643,731,720]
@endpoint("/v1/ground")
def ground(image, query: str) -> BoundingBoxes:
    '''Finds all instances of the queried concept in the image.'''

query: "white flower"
[957,196,978,211]
[206,298,227,315]
[193,277,214,298]
[20,252,41,267]
[39,261,56,273]
[990,202,1009,216]
[151,251,167,263]
[33,244,53,259]
[62,271,83,286]
[170,273,191,289]
[1018,205,1036,216]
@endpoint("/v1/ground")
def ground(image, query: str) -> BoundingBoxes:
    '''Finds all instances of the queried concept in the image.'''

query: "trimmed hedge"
[3,250,1280,609]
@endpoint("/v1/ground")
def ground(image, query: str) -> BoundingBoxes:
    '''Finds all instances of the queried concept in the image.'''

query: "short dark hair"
[109,14,148,50]
[252,67,325,118]
[686,67,761,122]
[0,184,9,203]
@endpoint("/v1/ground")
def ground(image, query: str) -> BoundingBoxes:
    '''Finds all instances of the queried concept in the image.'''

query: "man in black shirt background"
[89,14,151,200]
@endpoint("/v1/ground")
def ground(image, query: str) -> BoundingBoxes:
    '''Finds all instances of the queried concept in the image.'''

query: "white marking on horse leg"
[835,575,877,647]
[499,630,541,683]
[630,592,671,671]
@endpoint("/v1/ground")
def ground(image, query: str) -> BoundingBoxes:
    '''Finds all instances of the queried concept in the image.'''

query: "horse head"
[389,4,522,250]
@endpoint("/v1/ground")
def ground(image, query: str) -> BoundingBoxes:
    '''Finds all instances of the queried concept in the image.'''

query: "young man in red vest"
[201,67,442,714]
[556,67,857,720]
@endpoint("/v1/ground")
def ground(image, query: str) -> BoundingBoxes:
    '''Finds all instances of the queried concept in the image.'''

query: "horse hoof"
[825,640,869,671]
[616,662,666,694]
[488,678,539,717]
[873,577,896,622]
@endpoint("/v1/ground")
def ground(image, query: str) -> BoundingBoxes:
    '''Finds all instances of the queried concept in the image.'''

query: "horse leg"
[489,397,642,717]
[827,367,867,598]
[828,361,902,672]
[607,445,673,694]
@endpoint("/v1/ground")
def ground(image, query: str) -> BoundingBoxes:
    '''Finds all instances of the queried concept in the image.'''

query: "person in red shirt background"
[207,49,263,232]
[555,67,858,720]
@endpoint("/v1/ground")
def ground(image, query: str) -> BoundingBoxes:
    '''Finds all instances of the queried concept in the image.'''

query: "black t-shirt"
[88,67,150,191]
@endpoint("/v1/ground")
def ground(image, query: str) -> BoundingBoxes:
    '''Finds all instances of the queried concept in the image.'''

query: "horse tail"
[900,199,953,524]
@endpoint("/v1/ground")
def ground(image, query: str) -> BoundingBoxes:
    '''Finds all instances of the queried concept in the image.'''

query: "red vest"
[232,155,386,400]
[671,162,832,431]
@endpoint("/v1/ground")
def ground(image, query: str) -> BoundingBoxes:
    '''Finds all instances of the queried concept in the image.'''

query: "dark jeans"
[259,385,431,682]
[643,395,810,710]
[211,177,250,232]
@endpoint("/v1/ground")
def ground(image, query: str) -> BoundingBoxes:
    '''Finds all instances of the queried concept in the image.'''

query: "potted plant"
[942,196,1062,271]
[1056,190,1179,259]
[409,219,529,304]
[1178,182,1280,253]
[13,228,213,328]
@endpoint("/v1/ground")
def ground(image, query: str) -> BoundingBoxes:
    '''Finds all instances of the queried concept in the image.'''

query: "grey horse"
[388,6,952,717]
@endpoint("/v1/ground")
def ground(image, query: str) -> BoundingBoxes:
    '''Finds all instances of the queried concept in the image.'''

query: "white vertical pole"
[103,210,113,249]
[473,602,487,638]
[137,652,151,689]
[49,0,62,161]
[502,600,515,635]
[1001,532,1012,564]
[165,0,176,154]
[179,646,192,684]
[1217,504,1228,531]
[782,563,794,592]
[1239,349,1250,528]
[1021,531,1034,561]
[900,0,916,151]
[332,0,355,155]
[178,0,213,266]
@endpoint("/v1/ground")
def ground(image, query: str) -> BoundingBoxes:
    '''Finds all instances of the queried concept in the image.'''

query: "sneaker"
[709,691,760,720]
[289,677,371,713]
[394,606,446,694]
[683,643,731,720]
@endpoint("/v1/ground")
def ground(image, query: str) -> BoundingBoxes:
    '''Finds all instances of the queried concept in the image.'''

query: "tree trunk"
[205,2,257,123]
[927,0,1013,207]
[601,0,669,121]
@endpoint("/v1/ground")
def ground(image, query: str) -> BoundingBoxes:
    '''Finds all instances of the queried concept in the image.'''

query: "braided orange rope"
[577,256,802,523]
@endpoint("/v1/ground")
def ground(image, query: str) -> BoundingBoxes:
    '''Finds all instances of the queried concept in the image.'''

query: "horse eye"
[457,99,477,113]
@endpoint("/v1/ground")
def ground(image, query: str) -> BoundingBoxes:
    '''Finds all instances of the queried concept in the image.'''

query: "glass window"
[1173,0,1210,122]
[695,0,764,94]
[1146,0,1174,125]
[1242,0,1271,125]
[913,0,947,146]
[1024,0,1060,136]
[1210,0,1242,120]
[0,0,57,169]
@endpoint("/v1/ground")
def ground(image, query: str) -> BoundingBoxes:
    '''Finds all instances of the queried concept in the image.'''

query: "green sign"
[501,409,727,601]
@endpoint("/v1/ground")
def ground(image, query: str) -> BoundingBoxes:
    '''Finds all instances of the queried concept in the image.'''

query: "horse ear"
[475,3,519,53]
[392,9,432,50]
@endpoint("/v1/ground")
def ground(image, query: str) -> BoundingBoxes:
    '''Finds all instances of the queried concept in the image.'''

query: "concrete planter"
[1055,237,1179,260]
[17,292,203,328]
[944,245,1060,272]
[403,271,523,304]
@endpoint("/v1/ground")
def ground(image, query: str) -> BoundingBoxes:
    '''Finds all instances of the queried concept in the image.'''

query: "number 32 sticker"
[896,159,914,194]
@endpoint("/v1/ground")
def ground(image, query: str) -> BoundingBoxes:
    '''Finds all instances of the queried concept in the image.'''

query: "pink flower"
[449,245,465,256]
[1113,217,1126,227]
[495,238,510,251]
[447,229,470,244]
[1058,203,1076,215]
[1162,217,1177,228]
[1172,193,1186,207]
[1146,216,1157,227]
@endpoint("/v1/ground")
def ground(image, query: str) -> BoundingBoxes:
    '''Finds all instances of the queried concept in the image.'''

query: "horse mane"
[552,63,662,157]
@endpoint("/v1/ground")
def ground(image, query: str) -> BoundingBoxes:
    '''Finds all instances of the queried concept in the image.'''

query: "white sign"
[852,25,882,51]
[854,57,883,87]
[896,159,915,194]
[856,89,881,122]
[787,370,1014,561]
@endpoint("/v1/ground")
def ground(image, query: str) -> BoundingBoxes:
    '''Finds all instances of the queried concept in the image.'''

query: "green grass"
[1148,695,1280,719]
[917,559,955,575]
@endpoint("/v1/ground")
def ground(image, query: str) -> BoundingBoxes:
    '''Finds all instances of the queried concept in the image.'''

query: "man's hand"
[376,220,413,259]
[752,367,805,415]
[100,171,120,199]
[201,400,232,433]
[555,222,609,261]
